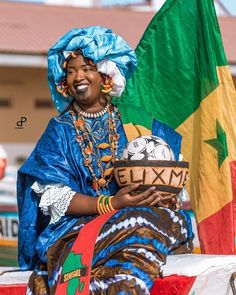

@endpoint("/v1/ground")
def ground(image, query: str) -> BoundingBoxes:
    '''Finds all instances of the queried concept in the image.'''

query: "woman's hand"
[156,195,178,210]
[112,184,179,210]
[112,184,161,210]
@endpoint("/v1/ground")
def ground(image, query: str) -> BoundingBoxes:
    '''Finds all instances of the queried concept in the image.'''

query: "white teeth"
[76,85,88,91]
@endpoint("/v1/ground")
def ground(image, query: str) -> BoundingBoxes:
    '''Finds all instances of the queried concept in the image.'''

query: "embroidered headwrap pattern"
[48,26,137,113]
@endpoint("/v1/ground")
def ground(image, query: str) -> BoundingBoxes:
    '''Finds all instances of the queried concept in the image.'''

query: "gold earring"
[56,81,69,98]
[101,76,113,94]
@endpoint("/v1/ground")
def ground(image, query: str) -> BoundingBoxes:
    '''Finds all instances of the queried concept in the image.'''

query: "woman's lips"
[75,84,89,93]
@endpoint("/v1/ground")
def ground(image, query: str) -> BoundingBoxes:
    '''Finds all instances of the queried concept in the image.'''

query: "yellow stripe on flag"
[123,123,151,142]
[177,66,236,223]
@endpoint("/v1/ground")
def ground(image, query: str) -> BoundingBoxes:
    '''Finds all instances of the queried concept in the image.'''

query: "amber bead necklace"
[70,101,119,195]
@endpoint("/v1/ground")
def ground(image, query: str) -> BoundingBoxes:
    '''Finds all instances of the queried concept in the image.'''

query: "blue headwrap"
[48,26,137,113]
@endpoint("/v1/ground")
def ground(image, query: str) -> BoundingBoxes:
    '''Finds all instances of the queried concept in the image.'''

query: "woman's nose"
[76,69,85,81]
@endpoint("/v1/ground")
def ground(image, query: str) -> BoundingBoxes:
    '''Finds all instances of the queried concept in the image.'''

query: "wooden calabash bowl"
[114,160,189,197]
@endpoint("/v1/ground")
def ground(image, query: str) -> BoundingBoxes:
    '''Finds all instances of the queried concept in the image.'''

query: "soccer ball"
[121,135,175,161]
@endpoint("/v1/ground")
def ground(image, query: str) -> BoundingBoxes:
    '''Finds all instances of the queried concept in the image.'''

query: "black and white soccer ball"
[121,135,175,161]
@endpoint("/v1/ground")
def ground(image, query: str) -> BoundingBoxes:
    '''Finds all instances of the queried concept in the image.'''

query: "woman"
[17,26,193,295]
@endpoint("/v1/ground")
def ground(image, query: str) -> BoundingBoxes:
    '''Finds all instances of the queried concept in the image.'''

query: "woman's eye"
[67,68,75,75]
[84,66,92,72]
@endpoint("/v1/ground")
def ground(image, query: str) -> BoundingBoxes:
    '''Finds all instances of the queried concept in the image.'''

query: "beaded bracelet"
[97,195,115,215]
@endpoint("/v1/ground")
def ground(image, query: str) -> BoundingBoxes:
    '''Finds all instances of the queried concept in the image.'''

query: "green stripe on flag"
[117,104,153,130]
[113,0,227,129]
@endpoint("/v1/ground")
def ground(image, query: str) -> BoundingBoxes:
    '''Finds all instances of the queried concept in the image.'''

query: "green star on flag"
[204,120,228,168]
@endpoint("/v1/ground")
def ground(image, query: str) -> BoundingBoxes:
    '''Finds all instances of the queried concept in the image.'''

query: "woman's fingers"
[114,184,140,209]
[138,191,160,205]
[119,184,140,195]
[155,195,177,208]
[159,195,174,202]
[170,196,177,205]
[148,193,174,207]
[149,194,162,206]
[133,186,156,204]
[115,185,178,209]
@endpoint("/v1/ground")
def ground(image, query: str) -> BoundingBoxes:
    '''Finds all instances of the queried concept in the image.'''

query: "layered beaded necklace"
[70,101,120,195]
[74,104,110,119]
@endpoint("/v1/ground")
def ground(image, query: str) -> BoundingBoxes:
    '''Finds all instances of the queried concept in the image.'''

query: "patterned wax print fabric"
[17,105,193,294]
[27,207,193,295]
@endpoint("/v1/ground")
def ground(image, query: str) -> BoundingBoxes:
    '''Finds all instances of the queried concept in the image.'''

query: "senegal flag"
[113,0,236,254]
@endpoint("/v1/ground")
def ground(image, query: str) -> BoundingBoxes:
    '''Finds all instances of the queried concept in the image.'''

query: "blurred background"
[0,0,235,265]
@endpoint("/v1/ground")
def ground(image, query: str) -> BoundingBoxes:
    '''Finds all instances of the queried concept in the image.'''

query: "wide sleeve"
[17,117,81,270]
[19,118,82,189]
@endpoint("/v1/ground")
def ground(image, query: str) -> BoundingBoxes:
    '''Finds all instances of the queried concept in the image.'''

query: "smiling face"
[66,54,107,112]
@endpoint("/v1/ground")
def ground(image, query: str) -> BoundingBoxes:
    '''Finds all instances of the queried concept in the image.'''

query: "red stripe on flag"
[198,161,236,254]
[230,161,236,251]
[198,199,235,254]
